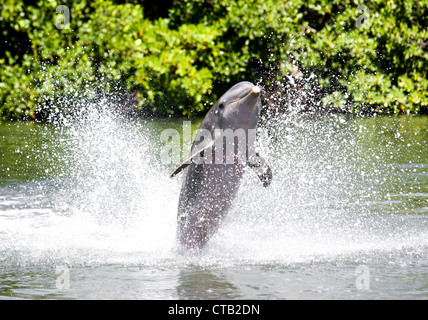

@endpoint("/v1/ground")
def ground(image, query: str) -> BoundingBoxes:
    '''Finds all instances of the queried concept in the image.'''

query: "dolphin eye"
[218,103,224,110]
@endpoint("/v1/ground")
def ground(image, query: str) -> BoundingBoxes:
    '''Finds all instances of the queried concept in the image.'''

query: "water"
[1,110,427,299]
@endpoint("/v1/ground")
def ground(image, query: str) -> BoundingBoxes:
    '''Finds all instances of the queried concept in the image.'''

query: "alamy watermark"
[160,121,258,166]
[54,4,371,31]
[55,265,70,289]
[355,265,370,290]
[55,5,70,30]
[356,5,369,30]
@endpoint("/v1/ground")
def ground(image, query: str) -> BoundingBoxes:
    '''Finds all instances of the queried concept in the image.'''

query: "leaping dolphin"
[171,81,272,249]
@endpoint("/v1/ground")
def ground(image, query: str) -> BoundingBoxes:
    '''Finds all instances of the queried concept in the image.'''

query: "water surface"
[0,113,427,299]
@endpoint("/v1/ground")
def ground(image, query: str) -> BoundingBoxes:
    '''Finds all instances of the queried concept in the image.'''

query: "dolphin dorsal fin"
[248,152,273,187]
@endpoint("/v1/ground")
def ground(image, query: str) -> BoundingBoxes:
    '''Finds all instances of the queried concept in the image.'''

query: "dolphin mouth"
[228,85,261,105]
[251,86,261,95]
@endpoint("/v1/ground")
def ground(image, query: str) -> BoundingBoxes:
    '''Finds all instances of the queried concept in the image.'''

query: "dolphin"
[171,81,272,249]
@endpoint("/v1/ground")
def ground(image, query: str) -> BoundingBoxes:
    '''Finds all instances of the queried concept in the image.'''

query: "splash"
[0,78,427,268]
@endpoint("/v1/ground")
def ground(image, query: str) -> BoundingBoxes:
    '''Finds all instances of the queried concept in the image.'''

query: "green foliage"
[0,0,427,120]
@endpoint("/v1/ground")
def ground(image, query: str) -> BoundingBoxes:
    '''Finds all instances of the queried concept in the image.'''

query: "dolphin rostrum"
[171,81,272,249]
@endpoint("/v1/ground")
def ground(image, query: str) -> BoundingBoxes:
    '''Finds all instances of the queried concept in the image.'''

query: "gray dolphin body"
[171,81,272,249]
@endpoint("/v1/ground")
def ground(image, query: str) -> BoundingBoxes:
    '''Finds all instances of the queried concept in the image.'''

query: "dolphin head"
[210,81,262,130]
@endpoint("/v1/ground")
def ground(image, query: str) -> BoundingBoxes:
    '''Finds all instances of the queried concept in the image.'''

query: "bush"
[0,0,427,120]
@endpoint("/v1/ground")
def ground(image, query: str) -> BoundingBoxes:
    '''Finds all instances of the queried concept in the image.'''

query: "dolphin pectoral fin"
[170,139,215,178]
[248,153,273,187]
[170,161,190,178]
